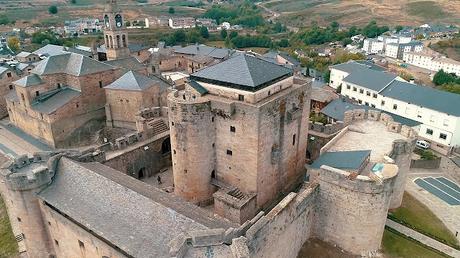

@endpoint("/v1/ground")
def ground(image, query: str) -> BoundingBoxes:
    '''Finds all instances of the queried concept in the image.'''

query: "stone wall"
[0,69,19,118]
[170,183,319,258]
[313,165,398,256]
[410,158,441,169]
[103,133,171,179]
[40,202,127,258]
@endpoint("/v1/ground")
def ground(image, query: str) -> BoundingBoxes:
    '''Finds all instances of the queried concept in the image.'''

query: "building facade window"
[230,126,236,132]
[426,128,433,135]
[238,94,244,101]
[346,84,350,90]
[359,89,364,94]
[381,100,385,106]
[440,133,447,140]
[353,87,357,92]
[226,150,232,156]
[372,93,377,98]
[366,91,370,96]
[393,104,397,110]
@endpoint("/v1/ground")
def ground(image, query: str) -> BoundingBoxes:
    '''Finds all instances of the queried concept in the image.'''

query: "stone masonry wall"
[313,165,397,255]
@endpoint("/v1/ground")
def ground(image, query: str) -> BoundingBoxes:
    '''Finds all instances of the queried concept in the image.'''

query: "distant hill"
[261,0,460,28]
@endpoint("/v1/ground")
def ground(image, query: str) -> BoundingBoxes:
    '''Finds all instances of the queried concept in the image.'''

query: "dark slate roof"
[14,74,43,87]
[330,61,386,74]
[381,80,460,116]
[33,53,115,76]
[278,52,301,66]
[38,158,233,258]
[321,98,370,121]
[342,68,396,92]
[189,80,208,95]
[105,57,145,72]
[174,44,231,59]
[311,150,371,169]
[321,98,420,127]
[105,71,163,91]
[32,88,80,114]
[190,54,292,91]
[128,43,150,52]
[33,44,66,57]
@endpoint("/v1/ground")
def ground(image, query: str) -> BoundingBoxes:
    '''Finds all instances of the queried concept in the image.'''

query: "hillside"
[261,0,460,28]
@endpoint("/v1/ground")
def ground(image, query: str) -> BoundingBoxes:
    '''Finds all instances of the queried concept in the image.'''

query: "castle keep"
[168,54,311,221]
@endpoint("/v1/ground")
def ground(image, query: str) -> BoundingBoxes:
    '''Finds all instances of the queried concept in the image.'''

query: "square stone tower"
[168,54,311,222]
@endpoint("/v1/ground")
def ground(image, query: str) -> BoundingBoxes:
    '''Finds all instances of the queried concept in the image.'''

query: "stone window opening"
[227,149,233,156]
[171,122,175,126]
[173,150,176,154]
[78,240,85,249]
[211,170,216,179]
[238,94,244,101]
[76,103,79,108]
[57,83,61,89]
[184,170,187,174]
[212,117,214,122]
[268,90,271,96]
[7,72,11,78]
[292,134,296,145]
[35,91,40,97]
[55,240,59,246]
[99,81,103,88]
[9,85,13,90]
[17,217,21,222]
[21,93,25,101]
[230,126,236,133]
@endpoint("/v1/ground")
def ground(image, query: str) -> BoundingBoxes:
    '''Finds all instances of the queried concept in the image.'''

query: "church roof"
[190,54,292,92]
[14,74,43,87]
[38,158,234,258]
[32,53,115,76]
[105,71,168,91]
[105,57,145,72]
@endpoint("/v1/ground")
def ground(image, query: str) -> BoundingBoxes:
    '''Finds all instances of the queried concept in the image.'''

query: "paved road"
[386,219,460,258]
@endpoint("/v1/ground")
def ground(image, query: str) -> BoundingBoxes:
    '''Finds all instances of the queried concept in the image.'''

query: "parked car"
[416,140,430,149]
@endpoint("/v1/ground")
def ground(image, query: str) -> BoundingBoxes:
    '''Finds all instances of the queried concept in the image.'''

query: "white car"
[416,140,430,149]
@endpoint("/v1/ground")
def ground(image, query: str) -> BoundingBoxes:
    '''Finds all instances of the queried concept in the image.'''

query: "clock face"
[106,22,110,28]
[116,22,122,28]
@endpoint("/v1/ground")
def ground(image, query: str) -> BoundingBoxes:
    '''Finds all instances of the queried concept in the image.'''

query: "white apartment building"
[403,51,460,76]
[331,61,460,154]
[363,39,384,54]
[385,41,423,59]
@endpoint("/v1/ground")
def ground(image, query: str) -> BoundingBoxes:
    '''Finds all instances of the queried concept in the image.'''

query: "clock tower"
[103,0,130,60]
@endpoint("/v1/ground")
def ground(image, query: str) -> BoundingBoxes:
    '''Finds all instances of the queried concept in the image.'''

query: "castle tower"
[103,0,130,60]
[168,91,216,204]
[0,154,55,257]
[388,139,415,209]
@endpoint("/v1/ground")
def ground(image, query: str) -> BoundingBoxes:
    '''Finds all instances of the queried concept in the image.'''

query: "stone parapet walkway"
[386,219,460,258]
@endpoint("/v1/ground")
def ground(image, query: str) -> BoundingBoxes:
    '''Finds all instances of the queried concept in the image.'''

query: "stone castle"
[0,1,417,257]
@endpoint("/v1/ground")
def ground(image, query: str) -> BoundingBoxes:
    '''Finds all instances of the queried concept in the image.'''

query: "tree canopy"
[48,5,58,14]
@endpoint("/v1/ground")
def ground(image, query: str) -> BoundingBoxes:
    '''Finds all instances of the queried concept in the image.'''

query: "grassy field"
[382,228,448,258]
[388,192,459,248]
[262,0,460,28]
[406,1,446,19]
[0,195,18,258]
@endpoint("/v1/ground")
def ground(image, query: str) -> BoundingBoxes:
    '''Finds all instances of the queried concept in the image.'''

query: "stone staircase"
[228,188,246,200]
[148,119,169,136]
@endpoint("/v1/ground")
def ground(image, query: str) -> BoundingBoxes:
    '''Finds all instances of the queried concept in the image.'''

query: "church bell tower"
[103,0,130,60]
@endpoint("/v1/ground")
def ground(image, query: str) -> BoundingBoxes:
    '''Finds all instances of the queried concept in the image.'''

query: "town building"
[6,53,120,148]
[104,71,170,129]
[15,51,41,63]
[261,51,302,71]
[385,41,423,60]
[403,50,460,76]
[168,54,311,222]
[0,66,20,117]
[331,61,460,154]
[64,18,102,37]
[168,17,196,29]
[362,38,384,54]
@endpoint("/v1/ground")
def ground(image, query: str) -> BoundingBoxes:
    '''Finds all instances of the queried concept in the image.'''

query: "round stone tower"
[168,90,216,204]
[388,139,415,209]
[0,154,54,258]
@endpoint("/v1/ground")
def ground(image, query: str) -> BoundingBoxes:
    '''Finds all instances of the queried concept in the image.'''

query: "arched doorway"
[138,167,145,179]
[161,137,171,154]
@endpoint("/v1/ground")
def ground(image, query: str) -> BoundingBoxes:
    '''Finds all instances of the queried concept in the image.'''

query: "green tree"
[229,31,238,39]
[70,0,77,3]
[277,38,289,48]
[168,7,175,14]
[200,26,209,39]
[433,69,458,85]
[7,37,20,52]
[48,5,58,14]
[220,29,227,39]
[395,25,404,33]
